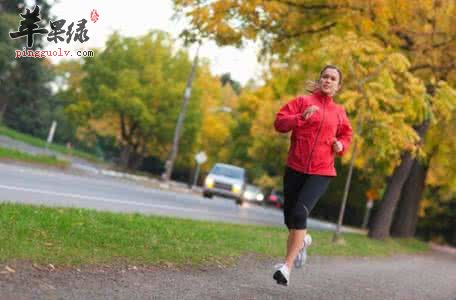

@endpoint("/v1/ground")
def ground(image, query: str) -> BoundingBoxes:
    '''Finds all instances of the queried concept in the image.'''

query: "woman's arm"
[335,108,353,156]
[274,97,304,133]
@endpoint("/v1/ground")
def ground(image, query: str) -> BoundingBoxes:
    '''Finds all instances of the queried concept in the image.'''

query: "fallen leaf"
[5,266,15,273]
[40,283,56,290]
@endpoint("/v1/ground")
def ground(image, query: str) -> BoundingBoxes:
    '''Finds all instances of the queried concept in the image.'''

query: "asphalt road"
[0,162,349,231]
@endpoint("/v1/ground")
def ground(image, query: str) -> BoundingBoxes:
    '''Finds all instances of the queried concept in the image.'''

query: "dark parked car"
[267,189,284,208]
[242,184,265,204]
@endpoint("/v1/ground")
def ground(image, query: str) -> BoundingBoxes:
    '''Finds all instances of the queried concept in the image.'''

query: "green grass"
[0,125,101,163]
[0,203,428,267]
[0,147,69,168]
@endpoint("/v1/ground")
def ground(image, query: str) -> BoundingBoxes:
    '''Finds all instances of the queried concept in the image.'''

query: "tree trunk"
[369,120,430,240]
[119,144,133,170]
[0,95,8,122]
[391,159,429,237]
[129,152,145,170]
[452,226,456,247]
[368,152,415,239]
[119,142,145,170]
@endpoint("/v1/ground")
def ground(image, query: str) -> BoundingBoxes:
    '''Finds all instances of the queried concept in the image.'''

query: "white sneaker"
[273,263,290,286]
[294,234,312,269]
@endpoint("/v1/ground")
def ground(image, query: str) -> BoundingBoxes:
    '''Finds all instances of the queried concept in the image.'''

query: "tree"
[0,12,18,120]
[0,1,55,138]
[392,97,456,237]
[65,31,203,169]
[367,1,456,239]
[63,31,231,172]
[409,110,456,243]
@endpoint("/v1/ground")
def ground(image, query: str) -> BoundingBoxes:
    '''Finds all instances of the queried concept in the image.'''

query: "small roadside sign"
[195,151,207,164]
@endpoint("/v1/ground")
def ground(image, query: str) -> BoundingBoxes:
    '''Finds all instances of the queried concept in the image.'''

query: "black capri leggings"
[283,166,332,230]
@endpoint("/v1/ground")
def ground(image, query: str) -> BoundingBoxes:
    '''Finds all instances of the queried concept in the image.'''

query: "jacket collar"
[313,89,333,103]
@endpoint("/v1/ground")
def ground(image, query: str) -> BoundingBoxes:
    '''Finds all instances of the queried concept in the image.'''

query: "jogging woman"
[272,65,352,286]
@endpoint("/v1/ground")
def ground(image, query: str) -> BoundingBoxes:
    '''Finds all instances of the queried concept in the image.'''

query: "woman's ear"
[336,83,342,92]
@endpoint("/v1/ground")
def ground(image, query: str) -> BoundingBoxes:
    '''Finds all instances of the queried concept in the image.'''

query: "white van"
[202,163,247,205]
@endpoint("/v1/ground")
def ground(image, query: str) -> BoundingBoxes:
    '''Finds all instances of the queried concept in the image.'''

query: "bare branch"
[410,62,456,73]
[409,64,432,72]
[430,36,456,49]
[271,0,365,12]
[394,30,415,50]
[277,22,337,41]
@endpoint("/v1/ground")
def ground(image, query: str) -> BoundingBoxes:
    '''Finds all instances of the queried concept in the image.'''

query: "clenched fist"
[332,138,343,153]
[301,105,319,120]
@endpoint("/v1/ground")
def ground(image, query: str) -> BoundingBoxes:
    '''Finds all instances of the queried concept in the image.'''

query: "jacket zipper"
[306,101,327,172]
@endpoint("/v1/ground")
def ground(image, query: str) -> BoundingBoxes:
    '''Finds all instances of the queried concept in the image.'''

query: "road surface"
[0,162,354,231]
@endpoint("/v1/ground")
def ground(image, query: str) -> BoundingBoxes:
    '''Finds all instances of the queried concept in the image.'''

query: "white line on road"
[0,184,357,231]
[0,184,283,226]
[0,184,217,215]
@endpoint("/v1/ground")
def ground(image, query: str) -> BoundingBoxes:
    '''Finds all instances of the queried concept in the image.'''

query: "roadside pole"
[362,200,374,229]
[332,138,357,243]
[163,43,201,182]
[45,120,57,153]
[362,189,378,229]
[192,151,207,189]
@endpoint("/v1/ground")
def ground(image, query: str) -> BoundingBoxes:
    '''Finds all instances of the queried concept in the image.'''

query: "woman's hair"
[305,65,343,93]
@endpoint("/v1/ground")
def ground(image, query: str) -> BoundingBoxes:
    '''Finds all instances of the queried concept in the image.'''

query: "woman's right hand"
[301,105,319,120]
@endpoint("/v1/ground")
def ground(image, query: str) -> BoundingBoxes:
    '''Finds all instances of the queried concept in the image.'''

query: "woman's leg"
[282,167,307,269]
[285,175,331,269]
[274,167,308,285]
[285,229,307,270]
[286,229,293,254]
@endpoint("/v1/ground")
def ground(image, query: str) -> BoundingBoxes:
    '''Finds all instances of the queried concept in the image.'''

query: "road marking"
[0,162,204,199]
[0,184,213,215]
[0,184,285,226]
[0,183,351,230]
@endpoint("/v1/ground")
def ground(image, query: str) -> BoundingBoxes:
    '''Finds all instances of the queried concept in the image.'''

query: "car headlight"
[256,193,264,201]
[205,177,214,188]
[232,184,241,194]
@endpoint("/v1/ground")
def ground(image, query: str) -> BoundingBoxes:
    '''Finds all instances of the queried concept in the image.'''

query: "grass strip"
[0,203,429,267]
[0,147,69,168]
[0,125,101,163]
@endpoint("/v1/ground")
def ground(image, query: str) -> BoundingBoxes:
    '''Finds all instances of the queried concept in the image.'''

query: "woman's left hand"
[332,138,343,153]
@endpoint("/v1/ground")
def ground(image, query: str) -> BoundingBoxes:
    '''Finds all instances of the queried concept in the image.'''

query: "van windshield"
[211,165,244,179]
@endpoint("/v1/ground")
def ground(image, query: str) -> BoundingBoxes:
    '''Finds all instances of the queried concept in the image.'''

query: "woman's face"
[319,68,341,96]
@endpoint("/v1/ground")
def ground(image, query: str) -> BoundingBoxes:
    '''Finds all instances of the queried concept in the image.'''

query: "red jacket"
[274,90,353,177]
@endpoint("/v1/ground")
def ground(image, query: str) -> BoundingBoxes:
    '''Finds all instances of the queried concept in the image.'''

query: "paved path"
[1,251,455,300]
